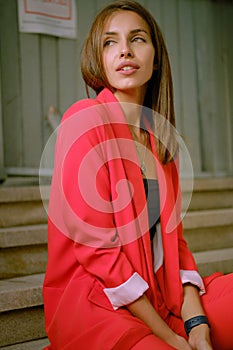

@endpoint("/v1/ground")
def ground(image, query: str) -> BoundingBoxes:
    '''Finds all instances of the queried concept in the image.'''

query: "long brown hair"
[81,0,177,164]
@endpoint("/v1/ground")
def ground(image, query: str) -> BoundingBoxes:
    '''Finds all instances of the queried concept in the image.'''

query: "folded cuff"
[180,269,206,295]
[103,272,149,310]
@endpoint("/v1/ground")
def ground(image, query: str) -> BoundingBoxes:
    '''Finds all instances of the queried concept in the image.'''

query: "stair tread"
[0,338,49,350]
[0,224,47,248]
[0,177,232,203]
[181,177,233,192]
[183,208,233,229]
[193,177,233,191]
[0,274,44,312]
[194,247,233,264]
[0,186,50,203]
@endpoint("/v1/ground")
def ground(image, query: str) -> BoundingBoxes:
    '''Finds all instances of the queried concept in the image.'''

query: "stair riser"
[183,190,233,211]
[0,245,47,279]
[196,259,233,276]
[0,306,46,347]
[184,225,233,252]
[0,225,47,249]
[0,202,47,228]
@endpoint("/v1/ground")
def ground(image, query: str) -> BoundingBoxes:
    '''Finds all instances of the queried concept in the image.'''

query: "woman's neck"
[114,88,145,128]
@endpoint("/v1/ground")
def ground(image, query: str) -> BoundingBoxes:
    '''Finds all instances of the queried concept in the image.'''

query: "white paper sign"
[17,0,77,39]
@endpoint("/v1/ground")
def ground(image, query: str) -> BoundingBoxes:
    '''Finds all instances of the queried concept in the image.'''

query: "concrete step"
[0,274,44,313]
[0,225,47,279]
[194,247,233,276]
[0,177,232,228]
[182,177,233,211]
[0,338,49,350]
[0,274,46,347]
[183,208,233,252]
[0,186,49,228]
[0,224,47,248]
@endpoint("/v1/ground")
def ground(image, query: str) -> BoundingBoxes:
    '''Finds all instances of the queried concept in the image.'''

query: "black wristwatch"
[184,315,210,336]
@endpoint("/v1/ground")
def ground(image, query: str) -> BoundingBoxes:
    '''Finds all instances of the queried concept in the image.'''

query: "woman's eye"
[103,40,115,47]
[132,37,146,43]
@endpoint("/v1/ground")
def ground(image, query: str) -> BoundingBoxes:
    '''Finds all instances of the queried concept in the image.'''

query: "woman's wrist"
[184,315,210,336]
[188,322,213,350]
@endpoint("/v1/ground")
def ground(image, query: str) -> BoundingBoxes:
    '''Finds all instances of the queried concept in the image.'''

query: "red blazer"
[43,88,198,349]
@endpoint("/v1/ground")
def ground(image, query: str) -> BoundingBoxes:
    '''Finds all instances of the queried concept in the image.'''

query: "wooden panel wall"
[148,0,233,176]
[192,0,233,175]
[0,65,6,181]
[0,0,232,177]
[0,0,78,174]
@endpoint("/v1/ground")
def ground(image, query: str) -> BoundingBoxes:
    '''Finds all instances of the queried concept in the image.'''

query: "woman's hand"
[127,294,193,349]
[166,333,192,350]
[181,284,213,349]
[188,324,213,350]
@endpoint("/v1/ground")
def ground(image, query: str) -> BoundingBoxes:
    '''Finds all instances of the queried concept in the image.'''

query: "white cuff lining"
[103,272,149,310]
[180,269,206,295]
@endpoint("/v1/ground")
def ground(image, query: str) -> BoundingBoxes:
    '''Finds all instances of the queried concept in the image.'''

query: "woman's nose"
[120,49,133,58]
[119,41,134,58]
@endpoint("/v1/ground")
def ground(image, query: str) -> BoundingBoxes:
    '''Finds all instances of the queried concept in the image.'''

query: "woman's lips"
[116,61,140,72]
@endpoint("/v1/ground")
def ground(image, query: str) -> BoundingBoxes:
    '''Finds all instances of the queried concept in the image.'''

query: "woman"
[43,1,233,349]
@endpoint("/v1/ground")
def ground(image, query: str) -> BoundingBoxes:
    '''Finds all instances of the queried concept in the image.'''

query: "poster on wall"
[17,0,77,39]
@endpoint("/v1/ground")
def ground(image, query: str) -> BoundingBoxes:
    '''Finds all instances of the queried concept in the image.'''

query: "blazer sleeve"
[53,100,146,291]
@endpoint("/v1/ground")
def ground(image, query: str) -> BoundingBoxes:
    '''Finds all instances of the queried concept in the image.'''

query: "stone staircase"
[182,177,233,276]
[0,180,50,349]
[0,176,232,349]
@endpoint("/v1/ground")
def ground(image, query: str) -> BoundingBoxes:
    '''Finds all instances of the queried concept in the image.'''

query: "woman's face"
[102,10,155,101]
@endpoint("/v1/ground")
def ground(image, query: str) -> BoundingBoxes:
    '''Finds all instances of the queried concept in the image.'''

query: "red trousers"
[131,273,233,350]
[44,273,233,350]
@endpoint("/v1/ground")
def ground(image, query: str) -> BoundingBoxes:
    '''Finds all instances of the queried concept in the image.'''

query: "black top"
[143,178,160,241]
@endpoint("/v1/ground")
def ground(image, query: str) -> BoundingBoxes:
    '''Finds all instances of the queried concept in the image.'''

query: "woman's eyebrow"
[104,31,118,36]
[104,28,149,36]
[130,28,149,35]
